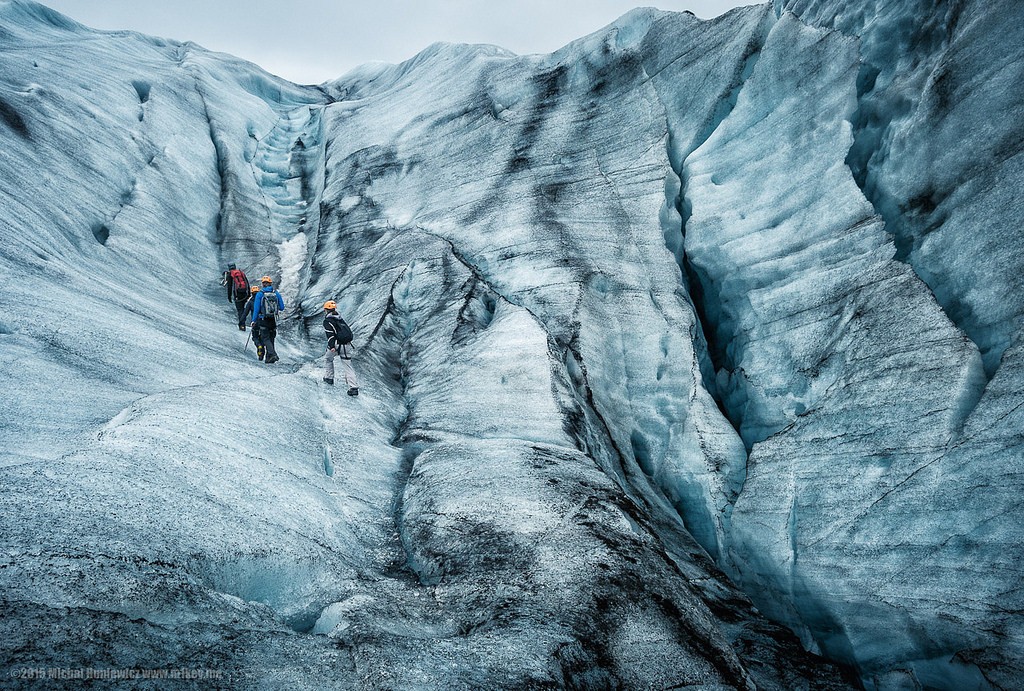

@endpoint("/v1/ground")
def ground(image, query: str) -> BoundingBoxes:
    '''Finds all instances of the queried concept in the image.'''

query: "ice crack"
[841,5,1002,400]
[657,29,768,451]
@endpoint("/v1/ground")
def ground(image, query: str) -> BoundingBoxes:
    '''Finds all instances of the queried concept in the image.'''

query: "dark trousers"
[256,318,278,360]
[233,299,248,327]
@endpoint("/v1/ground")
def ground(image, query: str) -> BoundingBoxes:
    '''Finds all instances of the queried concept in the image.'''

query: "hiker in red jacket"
[223,263,250,330]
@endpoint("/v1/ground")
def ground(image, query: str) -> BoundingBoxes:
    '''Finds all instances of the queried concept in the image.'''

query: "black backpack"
[336,320,353,345]
[327,315,353,345]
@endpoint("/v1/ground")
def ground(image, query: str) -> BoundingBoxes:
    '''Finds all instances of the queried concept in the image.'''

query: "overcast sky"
[41,0,756,84]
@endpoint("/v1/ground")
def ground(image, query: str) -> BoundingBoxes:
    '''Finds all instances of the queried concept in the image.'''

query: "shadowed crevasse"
[837,0,1005,392]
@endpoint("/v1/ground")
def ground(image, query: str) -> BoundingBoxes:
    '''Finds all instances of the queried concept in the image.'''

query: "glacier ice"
[1,0,1022,687]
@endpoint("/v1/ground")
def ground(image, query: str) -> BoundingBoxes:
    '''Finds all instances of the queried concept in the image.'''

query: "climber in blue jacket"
[250,276,285,364]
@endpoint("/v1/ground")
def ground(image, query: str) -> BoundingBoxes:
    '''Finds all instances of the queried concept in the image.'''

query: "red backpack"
[230,269,249,299]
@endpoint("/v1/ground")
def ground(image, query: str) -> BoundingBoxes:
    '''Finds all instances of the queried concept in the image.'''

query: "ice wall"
[0,1,851,687]
[698,2,1024,687]
[1,0,1022,687]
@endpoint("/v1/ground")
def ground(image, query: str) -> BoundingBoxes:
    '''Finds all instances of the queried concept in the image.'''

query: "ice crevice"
[87,92,165,247]
[414,230,647,499]
[363,266,409,349]
[414,228,547,331]
[381,267,428,584]
[178,52,229,248]
[244,101,326,317]
[249,105,324,235]
[839,3,998,398]
[659,24,768,451]
[411,225,738,578]
[414,226,639,492]
[315,388,335,478]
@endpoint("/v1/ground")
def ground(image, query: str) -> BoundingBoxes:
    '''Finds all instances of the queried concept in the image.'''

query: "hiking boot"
[323,377,334,385]
[256,346,265,361]
[347,387,359,397]
[266,355,280,364]
[238,324,246,331]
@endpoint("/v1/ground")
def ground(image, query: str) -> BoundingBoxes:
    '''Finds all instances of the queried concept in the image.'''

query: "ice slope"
[0,0,1021,688]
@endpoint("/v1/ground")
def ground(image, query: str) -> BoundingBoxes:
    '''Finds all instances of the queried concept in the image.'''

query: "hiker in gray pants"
[323,301,358,396]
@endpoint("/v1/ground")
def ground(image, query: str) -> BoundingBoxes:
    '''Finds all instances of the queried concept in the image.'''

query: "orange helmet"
[323,300,337,311]
[250,285,260,293]
[261,276,273,285]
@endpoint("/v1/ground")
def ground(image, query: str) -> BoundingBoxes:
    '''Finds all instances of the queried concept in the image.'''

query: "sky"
[40,0,756,84]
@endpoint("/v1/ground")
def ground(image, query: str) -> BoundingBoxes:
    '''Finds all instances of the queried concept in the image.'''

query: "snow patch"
[337,195,360,214]
[277,231,308,305]
[312,594,376,635]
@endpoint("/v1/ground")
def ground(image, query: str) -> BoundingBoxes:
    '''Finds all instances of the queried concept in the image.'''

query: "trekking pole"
[244,330,252,352]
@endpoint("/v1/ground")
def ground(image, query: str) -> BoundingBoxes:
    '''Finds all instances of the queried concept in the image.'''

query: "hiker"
[322,301,358,396]
[251,276,284,364]
[224,263,250,330]
[242,285,266,360]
